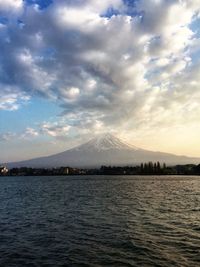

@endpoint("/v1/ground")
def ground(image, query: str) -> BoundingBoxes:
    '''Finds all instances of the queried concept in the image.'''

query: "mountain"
[5,133,200,168]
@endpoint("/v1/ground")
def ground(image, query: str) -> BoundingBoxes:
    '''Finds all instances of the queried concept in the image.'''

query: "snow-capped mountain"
[74,133,139,152]
[5,133,200,168]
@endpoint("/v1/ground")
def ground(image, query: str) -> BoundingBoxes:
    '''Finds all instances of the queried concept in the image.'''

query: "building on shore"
[0,166,9,175]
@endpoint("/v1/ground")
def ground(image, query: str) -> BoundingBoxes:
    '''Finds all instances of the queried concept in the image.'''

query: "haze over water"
[0,175,200,267]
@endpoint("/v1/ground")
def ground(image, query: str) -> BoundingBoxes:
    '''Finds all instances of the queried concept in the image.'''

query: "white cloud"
[41,122,71,137]
[0,85,30,111]
[0,0,200,149]
[52,0,124,32]
[0,0,23,15]
[54,7,100,30]
[0,132,16,142]
[21,127,39,139]
[60,87,80,101]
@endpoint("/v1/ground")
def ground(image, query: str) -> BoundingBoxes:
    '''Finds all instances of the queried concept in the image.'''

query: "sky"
[1,0,200,162]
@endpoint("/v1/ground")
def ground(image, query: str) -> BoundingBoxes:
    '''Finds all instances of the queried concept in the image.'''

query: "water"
[0,176,200,267]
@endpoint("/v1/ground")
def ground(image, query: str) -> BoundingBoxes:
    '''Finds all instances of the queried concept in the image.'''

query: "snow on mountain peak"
[75,133,139,152]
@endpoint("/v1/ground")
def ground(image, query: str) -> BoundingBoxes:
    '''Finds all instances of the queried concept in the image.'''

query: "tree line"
[1,162,200,176]
[100,163,200,175]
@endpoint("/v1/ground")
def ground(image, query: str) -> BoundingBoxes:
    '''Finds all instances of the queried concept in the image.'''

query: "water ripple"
[0,175,200,266]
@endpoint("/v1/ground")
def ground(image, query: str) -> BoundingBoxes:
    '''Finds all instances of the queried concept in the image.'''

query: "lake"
[0,175,200,267]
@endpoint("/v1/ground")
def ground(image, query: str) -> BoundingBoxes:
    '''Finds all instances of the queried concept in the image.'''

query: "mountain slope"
[5,133,200,168]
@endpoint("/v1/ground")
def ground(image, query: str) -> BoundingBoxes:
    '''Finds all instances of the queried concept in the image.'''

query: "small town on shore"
[1,162,200,176]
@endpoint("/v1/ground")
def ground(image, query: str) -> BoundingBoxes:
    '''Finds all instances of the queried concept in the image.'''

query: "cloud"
[0,132,16,142]
[0,0,23,16]
[0,127,39,143]
[0,85,30,111]
[0,0,200,140]
[20,127,39,139]
[40,122,71,138]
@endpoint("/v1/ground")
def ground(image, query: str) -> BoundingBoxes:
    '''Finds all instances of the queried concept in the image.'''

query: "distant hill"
[4,133,200,168]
